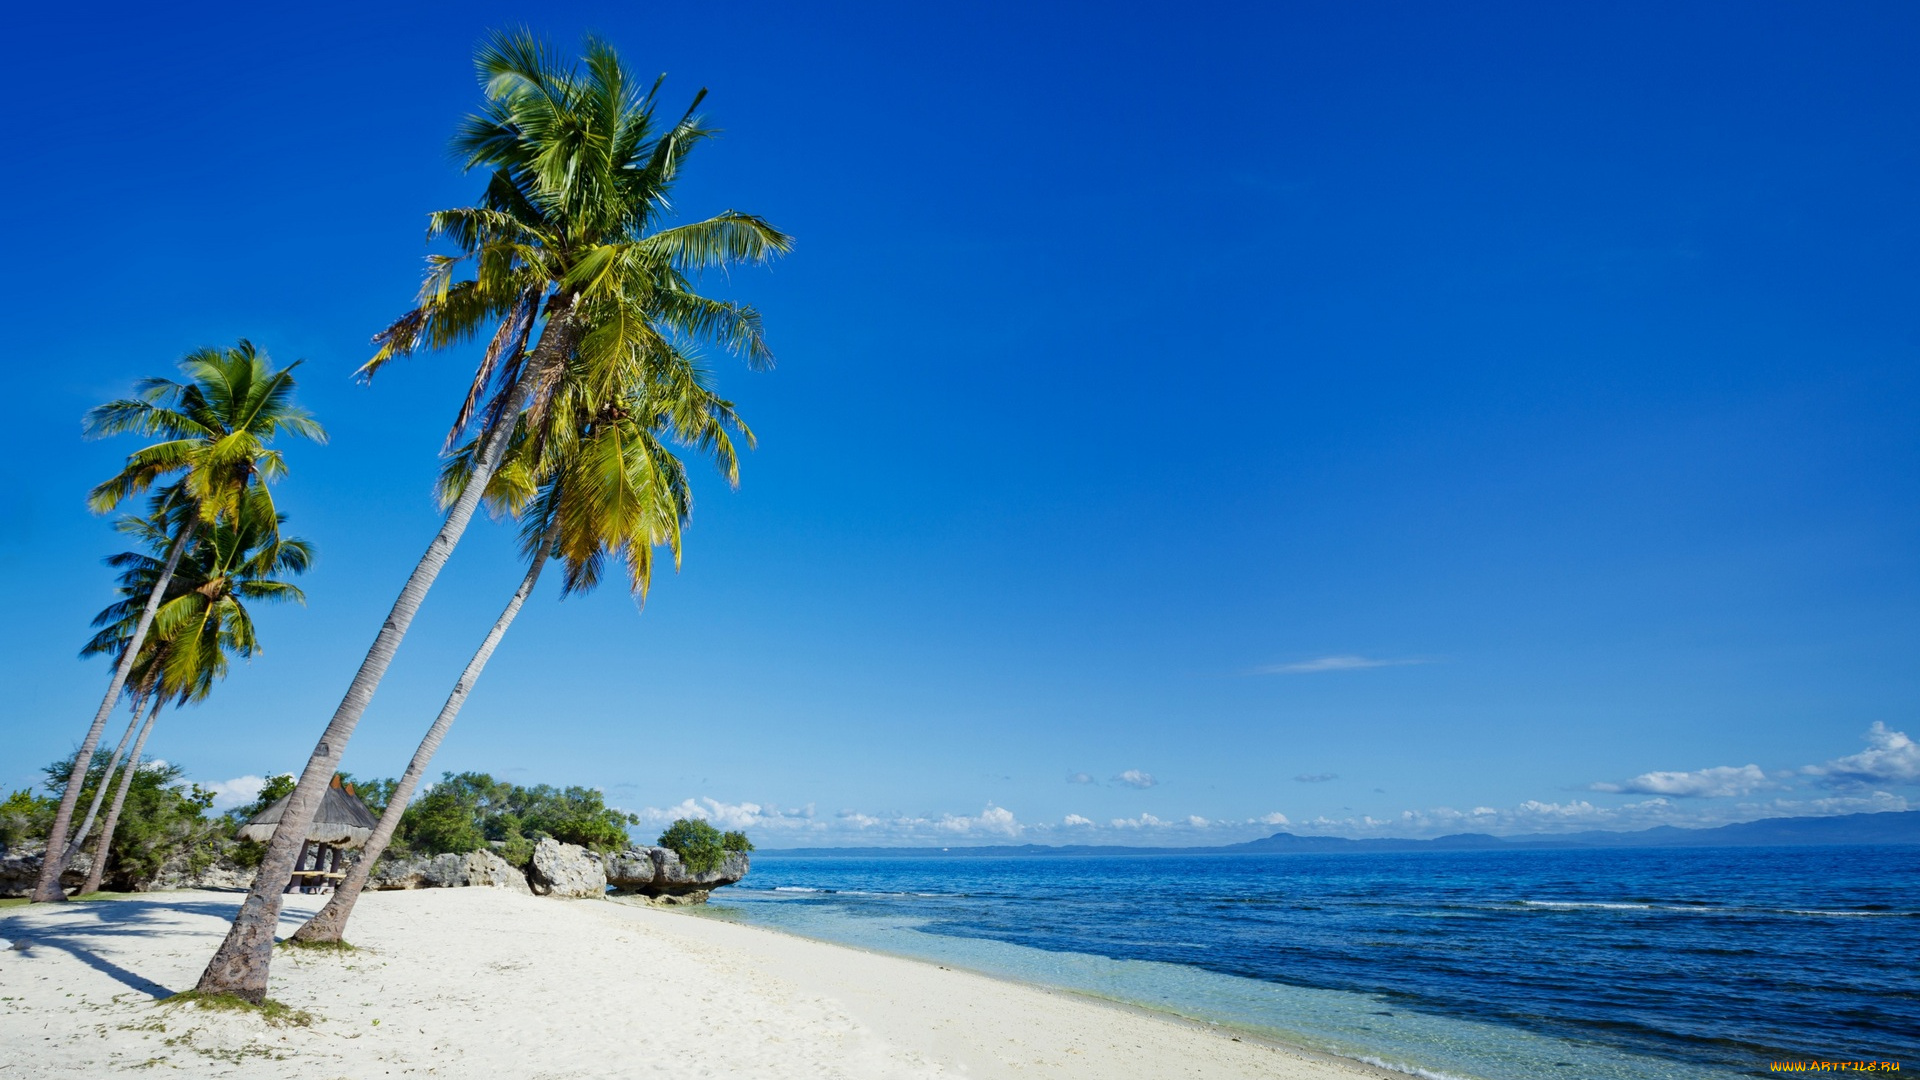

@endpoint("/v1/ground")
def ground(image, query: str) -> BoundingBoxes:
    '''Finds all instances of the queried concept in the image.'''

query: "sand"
[0,888,1383,1079]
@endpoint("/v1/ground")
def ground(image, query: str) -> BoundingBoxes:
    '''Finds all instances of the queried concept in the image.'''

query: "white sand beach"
[0,888,1384,1079]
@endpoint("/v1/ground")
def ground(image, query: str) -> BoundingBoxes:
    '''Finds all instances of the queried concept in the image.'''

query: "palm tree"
[197,30,788,999]
[76,486,313,895]
[33,344,321,903]
[294,346,745,943]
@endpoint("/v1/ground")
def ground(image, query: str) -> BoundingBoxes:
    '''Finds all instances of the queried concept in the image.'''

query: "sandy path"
[0,889,1377,1079]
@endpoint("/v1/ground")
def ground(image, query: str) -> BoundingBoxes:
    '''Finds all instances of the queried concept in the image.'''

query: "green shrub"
[40,755,219,888]
[0,789,52,850]
[393,772,637,862]
[721,830,754,853]
[658,818,730,873]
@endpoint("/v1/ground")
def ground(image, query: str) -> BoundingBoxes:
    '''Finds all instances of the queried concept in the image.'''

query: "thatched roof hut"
[235,776,378,848]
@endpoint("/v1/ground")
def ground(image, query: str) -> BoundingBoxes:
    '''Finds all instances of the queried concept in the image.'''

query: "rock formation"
[604,846,749,903]
[527,838,606,898]
[0,843,92,898]
[370,850,531,893]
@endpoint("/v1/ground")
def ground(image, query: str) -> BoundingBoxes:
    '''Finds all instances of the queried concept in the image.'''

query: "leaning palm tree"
[294,346,744,944]
[33,344,321,903]
[77,487,313,895]
[197,30,788,999]
[58,493,199,872]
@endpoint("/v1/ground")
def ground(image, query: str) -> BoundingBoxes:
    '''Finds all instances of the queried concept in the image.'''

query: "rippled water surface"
[703,846,1917,1080]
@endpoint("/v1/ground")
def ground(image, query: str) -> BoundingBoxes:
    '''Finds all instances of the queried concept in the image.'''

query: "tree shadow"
[0,894,325,1000]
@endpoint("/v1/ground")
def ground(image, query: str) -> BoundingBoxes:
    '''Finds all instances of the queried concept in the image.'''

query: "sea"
[697,846,1917,1080]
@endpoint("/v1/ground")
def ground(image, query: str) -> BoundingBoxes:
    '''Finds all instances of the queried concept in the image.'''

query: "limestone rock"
[0,843,93,898]
[459,850,531,892]
[605,845,748,898]
[528,837,606,898]
[149,850,256,892]
[369,850,530,893]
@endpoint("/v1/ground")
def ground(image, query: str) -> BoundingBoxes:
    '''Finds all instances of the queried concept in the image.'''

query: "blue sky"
[4,1,1917,844]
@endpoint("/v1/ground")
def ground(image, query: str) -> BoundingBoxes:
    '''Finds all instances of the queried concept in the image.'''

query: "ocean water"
[700,846,1918,1080]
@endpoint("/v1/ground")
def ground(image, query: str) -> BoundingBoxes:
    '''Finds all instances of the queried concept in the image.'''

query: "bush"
[722,830,754,854]
[0,789,52,850]
[40,755,219,888]
[658,818,737,873]
[393,772,638,862]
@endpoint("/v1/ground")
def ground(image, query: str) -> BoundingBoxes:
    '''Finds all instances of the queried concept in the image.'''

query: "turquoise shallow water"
[700,846,1918,1080]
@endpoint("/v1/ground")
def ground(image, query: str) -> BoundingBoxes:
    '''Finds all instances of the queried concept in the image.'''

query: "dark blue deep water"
[706,846,1918,1080]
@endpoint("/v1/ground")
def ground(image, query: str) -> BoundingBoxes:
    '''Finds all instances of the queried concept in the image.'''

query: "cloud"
[1805,723,1920,787]
[1113,769,1156,789]
[1586,726,1920,802]
[1186,815,1210,827]
[1063,814,1094,826]
[1065,772,1096,785]
[634,797,816,832]
[1257,812,1290,825]
[1279,789,1911,839]
[1110,813,1165,829]
[1252,655,1430,675]
[1590,764,1772,798]
[198,775,269,811]
[1294,773,1338,783]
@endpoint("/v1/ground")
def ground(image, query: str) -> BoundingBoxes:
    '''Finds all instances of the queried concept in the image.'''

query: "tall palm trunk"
[33,519,197,902]
[195,303,579,1001]
[62,686,148,864]
[294,541,552,943]
[78,695,164,896]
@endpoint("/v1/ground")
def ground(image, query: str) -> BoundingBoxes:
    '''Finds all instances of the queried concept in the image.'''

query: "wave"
[1356,1055,1477,1080]
[1518,900,1915,918]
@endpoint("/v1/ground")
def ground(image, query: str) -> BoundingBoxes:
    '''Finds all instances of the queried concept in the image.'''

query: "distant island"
[757,809,1920,858]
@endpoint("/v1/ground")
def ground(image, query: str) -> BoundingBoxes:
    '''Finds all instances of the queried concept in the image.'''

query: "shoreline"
[641,895,1413,1080]
[659,896,1415,1080]
[0,887,1389,1079]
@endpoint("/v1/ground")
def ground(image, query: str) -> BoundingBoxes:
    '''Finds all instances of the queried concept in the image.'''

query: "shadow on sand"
[0,894,319,1000]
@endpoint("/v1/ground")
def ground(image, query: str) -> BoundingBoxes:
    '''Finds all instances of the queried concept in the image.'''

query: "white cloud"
[1591,764,1771,798]
[1805,723,1920,787]
[1065,772,1096,785]
[1257,812,1290,825]
[1187,815,1210,827]
[198,775,269,811]
[1113,769,1157,789]
[634,797,816,832]
[1063,814,1094,826]
[1252,655,1430,675]
[1110,813,1164,829]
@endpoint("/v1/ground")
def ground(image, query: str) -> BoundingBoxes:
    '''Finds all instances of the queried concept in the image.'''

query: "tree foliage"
[655,817,750,873]
[39,755,219,888]
[389,771,638,865]
[1,790,52,850]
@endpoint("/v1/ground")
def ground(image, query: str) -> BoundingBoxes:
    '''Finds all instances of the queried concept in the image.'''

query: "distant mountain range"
[756,809,1920,858]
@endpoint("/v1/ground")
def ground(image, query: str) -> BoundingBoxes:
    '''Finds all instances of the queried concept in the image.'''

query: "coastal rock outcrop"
[0,844,93,898]
[149,850,256,892]
[527,838,606,898]
[604,846,749,903]
[371,850,531,893]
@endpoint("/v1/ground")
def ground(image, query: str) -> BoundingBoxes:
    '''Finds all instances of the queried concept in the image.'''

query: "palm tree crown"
[83,486,314,701]
[363,29,790,456]
[85,340,325,525]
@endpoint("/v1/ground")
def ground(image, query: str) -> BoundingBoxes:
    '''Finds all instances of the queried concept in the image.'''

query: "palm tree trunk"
[78,695,164,896]
[62,690,147,865]
[33,519,197,903]
[294,543,551,943]
[195,302,580,1001]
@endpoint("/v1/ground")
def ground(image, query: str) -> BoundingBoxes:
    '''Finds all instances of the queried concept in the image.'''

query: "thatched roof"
[235,778,378,848]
